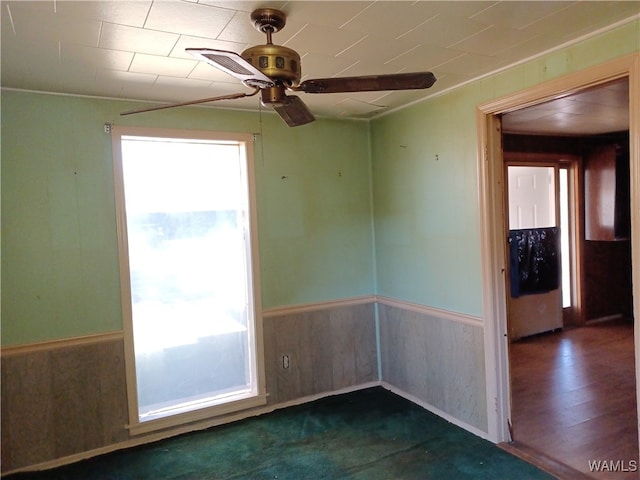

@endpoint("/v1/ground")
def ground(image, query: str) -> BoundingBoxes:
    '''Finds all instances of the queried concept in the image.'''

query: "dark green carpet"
[8,388,553,479]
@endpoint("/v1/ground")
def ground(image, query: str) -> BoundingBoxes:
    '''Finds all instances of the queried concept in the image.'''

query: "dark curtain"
[509,227,560,298]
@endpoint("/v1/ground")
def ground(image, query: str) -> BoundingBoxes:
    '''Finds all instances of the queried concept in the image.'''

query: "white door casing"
[476,53,640,445]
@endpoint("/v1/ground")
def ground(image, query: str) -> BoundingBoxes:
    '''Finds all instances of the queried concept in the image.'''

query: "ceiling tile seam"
[333,60,362,78]
[446,23,496,50]
[383,44,422,66]
[395,13,440,41]
[431,52,476,73]
[282,23,308,48]
[216,9,239,41]
[5,3,16,35]
[141,0,154,29]
[517,2,578,32]
[335,34,369,58]
[168,32,183,60]
[338,1,376,30]
[99,20,184,45]
[468,2,501,21]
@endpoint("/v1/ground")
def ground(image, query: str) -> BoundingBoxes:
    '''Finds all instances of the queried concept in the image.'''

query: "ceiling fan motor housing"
[241,44,301,86]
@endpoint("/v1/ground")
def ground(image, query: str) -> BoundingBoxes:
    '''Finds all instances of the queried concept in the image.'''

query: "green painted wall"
[2,19,638,345]
[371,19,639,316]
[1,93,374,345]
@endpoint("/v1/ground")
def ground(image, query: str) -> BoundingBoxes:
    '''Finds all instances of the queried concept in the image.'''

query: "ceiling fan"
[121,8,437,126]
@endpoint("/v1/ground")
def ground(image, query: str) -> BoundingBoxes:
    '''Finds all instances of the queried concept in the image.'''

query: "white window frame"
[112,126,265,435]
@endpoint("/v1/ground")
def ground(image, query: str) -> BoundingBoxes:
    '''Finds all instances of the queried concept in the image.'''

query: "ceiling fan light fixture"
[126,8,436,127]
[260,85,287,106]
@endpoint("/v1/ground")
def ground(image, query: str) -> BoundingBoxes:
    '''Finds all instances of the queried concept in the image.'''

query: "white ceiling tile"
[217,10,273,44]
[298,53,359,80]
[197,1,282,13]
[285,23,365,56]
[145,1,235,38]
[396,14,491,49]
[340,1,436,38]
[523,1,640,36]
[2,1,54,35]
[334,97,386,117]
[336,34,419,65]
[55,1,153,28]
[385,43,463,72]
[99,23,180,56]
[1,0,634,127]
[129,53,198,77]
[1,39,62,89]
[153,75,212,90]
[335,60,404,78]
[470,1,573,30]
[97,68,158,86]
[416,1,498,19]
[362,88,430,110]
[4,1,102,46]
[285,1,373,28]
[449,25,539,57]
[493,32,565,67]
[435,52,498,76]
[62,45,134,71]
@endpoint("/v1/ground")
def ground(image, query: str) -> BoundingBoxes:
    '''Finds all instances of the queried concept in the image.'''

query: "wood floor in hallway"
[508,319,638,479]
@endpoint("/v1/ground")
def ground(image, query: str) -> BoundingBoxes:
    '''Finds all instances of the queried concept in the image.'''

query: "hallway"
[508,319,637,479]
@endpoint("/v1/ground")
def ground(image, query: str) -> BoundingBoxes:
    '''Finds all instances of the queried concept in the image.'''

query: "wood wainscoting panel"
[264,301,377,405]
[3,300,378,473]
[378,302,487,432]
[1,336,128,473]
[1,349,55,471]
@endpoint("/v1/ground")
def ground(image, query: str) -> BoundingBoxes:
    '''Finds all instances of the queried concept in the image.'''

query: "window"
[112,127,265,434]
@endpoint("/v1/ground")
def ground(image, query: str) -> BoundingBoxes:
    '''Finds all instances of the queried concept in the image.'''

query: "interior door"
[506,165,563,340]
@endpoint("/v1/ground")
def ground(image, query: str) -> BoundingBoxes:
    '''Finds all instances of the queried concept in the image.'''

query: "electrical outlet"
[281,354,290,369]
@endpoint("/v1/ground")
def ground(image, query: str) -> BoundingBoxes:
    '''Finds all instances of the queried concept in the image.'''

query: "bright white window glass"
[559,168,571,308]
[119,135,257,424]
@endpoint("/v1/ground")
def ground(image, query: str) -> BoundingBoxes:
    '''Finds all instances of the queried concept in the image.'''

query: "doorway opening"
[502,132,636,474]
[476,54,639,476]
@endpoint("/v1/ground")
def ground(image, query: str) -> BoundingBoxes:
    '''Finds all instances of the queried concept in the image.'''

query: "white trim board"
[262,295,375,317]
[3,295,481,353]
[376,296,483,328]
[0,331,124,357]
[380,382,490,441]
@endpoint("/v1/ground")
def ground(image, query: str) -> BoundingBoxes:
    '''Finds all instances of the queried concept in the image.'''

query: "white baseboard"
[380,382,491,442]
[6,379,496,475]
[4,381,381,475]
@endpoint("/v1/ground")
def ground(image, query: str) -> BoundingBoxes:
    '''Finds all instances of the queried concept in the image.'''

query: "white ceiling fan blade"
[187,48,275,88]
